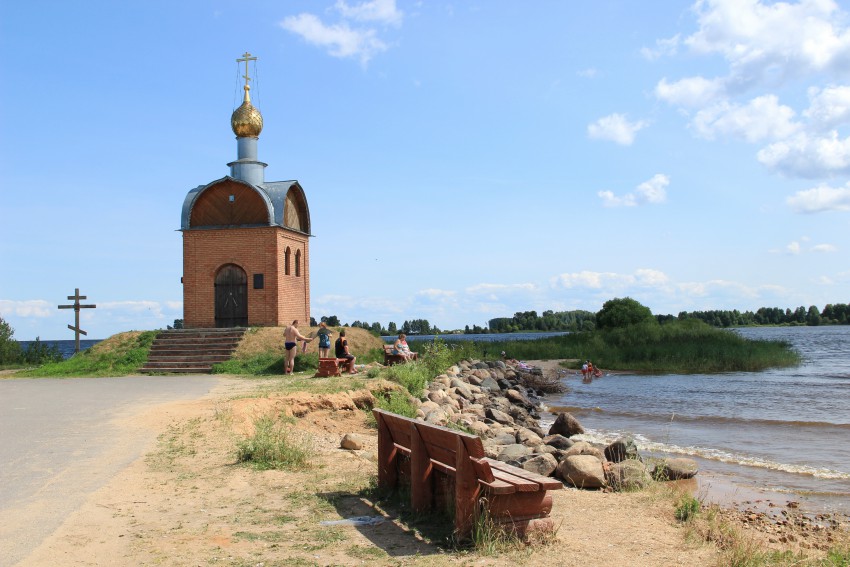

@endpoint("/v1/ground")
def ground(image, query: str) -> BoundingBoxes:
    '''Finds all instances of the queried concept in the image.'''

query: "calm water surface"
[545,326,850,515]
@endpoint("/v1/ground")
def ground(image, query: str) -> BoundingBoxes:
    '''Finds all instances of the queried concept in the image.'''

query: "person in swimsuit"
[283,320,313,374]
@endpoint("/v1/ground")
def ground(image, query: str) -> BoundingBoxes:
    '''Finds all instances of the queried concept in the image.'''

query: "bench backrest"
[373,408,495,483]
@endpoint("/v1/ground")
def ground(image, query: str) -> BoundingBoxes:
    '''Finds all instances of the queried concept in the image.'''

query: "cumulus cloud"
[758,131,850,178]
[280,14,388,64]
[655,76,726,108]
[334,0,403,26]
[598,173,669,207]
[0,299,53,318]
[685,0,850,82]
[692,95,800,142]
[804,85,850,131]
[811,243,838,252]
[281,1,403,65]
[786,182,850,212]
[641,34,681,60]
[587,113,649,145]
[550,269,669,290]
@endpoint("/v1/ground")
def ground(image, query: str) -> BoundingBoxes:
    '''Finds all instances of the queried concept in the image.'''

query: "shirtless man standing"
[283,320,313,374]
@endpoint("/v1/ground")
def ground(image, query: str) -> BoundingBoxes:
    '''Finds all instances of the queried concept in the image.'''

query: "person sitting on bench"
[334,329,357,374]
[392,332,417,361]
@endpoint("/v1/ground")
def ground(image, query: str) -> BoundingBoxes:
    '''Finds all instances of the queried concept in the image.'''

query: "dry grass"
[234,326,385,359]
[84,331,147,355]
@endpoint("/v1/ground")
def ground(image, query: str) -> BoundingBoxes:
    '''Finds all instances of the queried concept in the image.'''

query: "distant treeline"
[666,303,850,327]
[310,302,849,338]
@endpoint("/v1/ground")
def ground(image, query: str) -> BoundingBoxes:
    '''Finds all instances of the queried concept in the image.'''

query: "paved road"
[0,375,224,566]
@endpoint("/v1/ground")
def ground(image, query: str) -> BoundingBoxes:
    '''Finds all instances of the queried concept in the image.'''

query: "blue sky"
[2,0,849,340]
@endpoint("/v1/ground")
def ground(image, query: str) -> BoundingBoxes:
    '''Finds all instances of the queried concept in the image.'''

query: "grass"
[425,319,802,373]
[235,414,314,470]
[15,331,158,377]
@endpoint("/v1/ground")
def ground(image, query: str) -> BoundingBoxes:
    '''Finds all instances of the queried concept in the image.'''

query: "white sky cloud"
[693,95,800,142]
[811,243,838,252]
[599,173,669,207]
[0,299,53,318]
[804,85,850,131]
[655,76,726,107]
[587,113,649,145]
[786,183,850,212]
[334,0,403,26]
[758,131,850,178]
[685,0,850,82]
[280,12,389,65]
[641,34,680,60]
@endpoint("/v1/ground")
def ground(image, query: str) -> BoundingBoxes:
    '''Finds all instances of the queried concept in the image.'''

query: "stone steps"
[140,328,247,374]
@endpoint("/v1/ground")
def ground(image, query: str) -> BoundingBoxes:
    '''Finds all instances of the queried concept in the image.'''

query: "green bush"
[0,316,22,365]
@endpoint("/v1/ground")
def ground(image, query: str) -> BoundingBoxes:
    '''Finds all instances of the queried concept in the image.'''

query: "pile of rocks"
[411,359,698,491]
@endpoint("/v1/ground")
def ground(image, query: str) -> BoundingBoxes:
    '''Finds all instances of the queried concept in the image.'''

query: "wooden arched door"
[214,264,247,327]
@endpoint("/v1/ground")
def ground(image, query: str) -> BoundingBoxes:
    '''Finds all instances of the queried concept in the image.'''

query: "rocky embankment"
[412,359,698,490]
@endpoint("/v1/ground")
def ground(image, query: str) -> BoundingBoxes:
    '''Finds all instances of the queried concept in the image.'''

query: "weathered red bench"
[383,344,418,366]
[315,358,348,377]
[373,408,561,539]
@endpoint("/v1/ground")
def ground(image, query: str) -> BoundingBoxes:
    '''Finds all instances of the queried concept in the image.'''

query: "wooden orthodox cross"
[58,288,96,354]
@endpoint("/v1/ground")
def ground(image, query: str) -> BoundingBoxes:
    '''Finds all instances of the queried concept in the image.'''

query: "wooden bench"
[315,357,348,377]
[383,344,418,366]
[373,408,562,539]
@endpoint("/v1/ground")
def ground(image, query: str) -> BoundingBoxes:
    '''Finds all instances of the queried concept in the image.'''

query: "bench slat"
[487,465,543,492]
[484,458,564,491]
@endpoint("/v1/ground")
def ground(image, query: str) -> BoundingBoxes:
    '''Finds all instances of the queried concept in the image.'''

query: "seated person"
[334,329,357,374]
[392,333,417,361]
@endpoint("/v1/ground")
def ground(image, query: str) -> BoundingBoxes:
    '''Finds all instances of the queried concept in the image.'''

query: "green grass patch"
[16,331,158,377]
[674,494,701,522]
[426,319,801,373]
[236,414,314,470]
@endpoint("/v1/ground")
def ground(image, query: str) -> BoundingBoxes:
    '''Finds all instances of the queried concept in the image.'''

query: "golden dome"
[231,86,263,138]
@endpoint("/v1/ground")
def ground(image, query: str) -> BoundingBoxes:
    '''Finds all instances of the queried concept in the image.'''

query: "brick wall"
[182,226,310,328]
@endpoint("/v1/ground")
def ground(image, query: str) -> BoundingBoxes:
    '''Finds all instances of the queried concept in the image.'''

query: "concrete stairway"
[140,328,247,374]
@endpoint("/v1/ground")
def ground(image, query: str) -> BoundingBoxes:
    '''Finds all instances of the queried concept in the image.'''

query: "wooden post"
[454,436,481,537]
[409,422,433,513]
[374,411,397,490]
[57,288,96,354]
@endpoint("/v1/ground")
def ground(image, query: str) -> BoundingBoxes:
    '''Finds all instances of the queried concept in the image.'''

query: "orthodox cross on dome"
[236,52,257,92]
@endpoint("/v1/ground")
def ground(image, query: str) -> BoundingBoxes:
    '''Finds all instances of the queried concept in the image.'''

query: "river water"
[544,326,850,516]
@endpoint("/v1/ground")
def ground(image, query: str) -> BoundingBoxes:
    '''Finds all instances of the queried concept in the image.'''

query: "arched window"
[284,247,291,276]
[295,250,301,277]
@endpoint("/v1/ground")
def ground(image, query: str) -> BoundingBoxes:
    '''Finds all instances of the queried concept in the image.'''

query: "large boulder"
[653,458,699,480]
[604,437,641,463]
[543,434,574,450]
[563,441,605,462]
[556,455,606,489]
[485,407,514,426]
[497,444,532,463]
[607,459,651,491]
[522,453,558,477]
[548,412,585,437]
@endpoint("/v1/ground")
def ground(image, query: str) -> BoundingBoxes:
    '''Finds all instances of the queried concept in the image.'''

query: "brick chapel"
[180,53,311,328]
